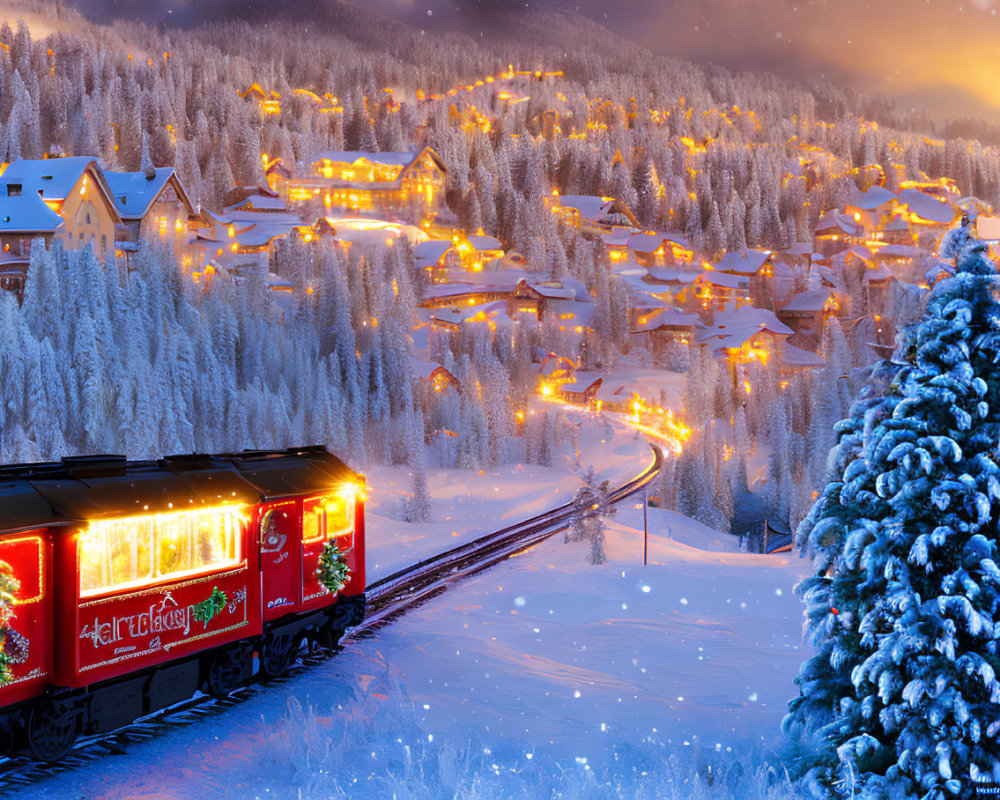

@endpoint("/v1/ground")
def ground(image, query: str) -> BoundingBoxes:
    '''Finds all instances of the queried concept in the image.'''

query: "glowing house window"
[79,506,244,596]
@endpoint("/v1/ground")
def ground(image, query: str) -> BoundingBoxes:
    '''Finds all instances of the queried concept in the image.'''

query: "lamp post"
[642,485,649,567]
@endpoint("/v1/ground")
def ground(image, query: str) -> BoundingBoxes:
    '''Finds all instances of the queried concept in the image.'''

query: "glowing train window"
[302,491,355,545]
[79,506,245,596]
[302,501,323,543]
[325,495,351,537]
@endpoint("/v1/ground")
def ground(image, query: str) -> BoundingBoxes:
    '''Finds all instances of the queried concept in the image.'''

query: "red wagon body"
[0,446,366,761]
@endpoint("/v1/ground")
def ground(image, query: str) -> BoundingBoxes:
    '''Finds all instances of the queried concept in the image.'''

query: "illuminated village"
[3,0,1000,797]
[0,48,981,541]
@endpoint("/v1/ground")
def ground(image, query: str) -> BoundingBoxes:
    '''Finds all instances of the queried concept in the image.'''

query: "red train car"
[0,446,365,761]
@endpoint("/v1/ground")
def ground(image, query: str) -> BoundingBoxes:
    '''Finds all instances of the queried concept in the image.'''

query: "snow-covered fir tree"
[785,244,1000,798]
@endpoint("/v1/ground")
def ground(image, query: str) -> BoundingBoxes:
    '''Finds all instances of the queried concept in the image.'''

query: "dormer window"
[6,184,21,197]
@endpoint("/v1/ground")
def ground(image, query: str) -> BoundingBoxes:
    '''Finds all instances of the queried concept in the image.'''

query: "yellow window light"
[79,505,246,596]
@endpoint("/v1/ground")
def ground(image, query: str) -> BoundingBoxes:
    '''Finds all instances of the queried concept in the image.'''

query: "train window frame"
[259,503,294,549]
[0,535,46,604]
[301,498,325,544]
[302,494,354,545]
[78,506,245,598]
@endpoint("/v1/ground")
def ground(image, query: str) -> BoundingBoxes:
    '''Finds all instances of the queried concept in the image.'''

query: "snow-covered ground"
[364,410,652,580]
[9,415,811,799]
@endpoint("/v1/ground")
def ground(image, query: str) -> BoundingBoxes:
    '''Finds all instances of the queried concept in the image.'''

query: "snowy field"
[8,416,811,799]
[363,411,652,581]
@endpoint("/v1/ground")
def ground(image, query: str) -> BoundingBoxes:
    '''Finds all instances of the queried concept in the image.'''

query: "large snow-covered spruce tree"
[785,244,1000,798]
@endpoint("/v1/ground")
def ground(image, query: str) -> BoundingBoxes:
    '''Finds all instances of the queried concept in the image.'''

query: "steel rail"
[356,443,663,633]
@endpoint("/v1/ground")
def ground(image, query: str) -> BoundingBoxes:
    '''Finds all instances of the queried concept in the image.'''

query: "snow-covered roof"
[626,233,664,254]
[422,283,482,302]
[207,250,268,274]
[815,210,863,237]
[421,269,529,301]
[780,290,830,314]
[520,279,576,300]
[548,300,596,327]
[541,355,575,376]
[897,188,957,226]
[408,357,455,381]
[3,156,101,200]
[312,150,419,167]
[0,191,65,233]
[468,234,503,251]
[714,249,771,275]
[809,265,844,293]
[844,244,874,263]
[697,270,749,290]
[413,239,453,268]
[559,277,588,302]
[627,231,690,254]
[644,268,700,286]
[633,306,698,333]
[777,341,825,368]
[330,218,427,248]
[104,167,192,219]
[601,230,633,247]
[847,186,896,211]
[430,299,508,326]
[555,195,614,221]
[224,193,286,213]
[626,288,670,312]
[717,304,793,334]
[196,209,302,251]
[697,305,794,351]
[1,157,121,221]
[560,375,603,394]
[771,259,796,283]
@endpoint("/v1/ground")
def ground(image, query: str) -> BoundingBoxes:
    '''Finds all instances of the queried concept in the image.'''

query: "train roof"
[0,446,359,533]
[224,446,358,501]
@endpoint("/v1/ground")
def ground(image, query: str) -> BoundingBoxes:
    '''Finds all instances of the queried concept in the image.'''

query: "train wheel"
[259,632,297,678]
[206,645,252,698]
[26,699,78,762]
[313,618,343,650]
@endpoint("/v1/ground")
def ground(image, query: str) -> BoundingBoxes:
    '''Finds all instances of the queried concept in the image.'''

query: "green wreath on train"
[317,540,350,594]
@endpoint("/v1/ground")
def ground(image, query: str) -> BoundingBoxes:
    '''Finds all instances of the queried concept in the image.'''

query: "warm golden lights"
[79,505,246,596]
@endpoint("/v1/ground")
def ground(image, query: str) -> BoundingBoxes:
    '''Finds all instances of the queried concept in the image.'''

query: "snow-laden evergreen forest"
[0,0,991,536]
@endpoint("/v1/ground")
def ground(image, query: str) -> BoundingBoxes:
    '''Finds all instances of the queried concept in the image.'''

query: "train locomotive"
[0,445,366,762]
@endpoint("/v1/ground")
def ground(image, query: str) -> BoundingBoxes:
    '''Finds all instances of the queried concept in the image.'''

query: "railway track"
[359,443,664,633]
[0,444,663,786]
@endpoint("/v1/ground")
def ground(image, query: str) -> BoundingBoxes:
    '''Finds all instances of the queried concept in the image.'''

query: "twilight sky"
[65,0,1000,120]
[368,0,1000,121]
